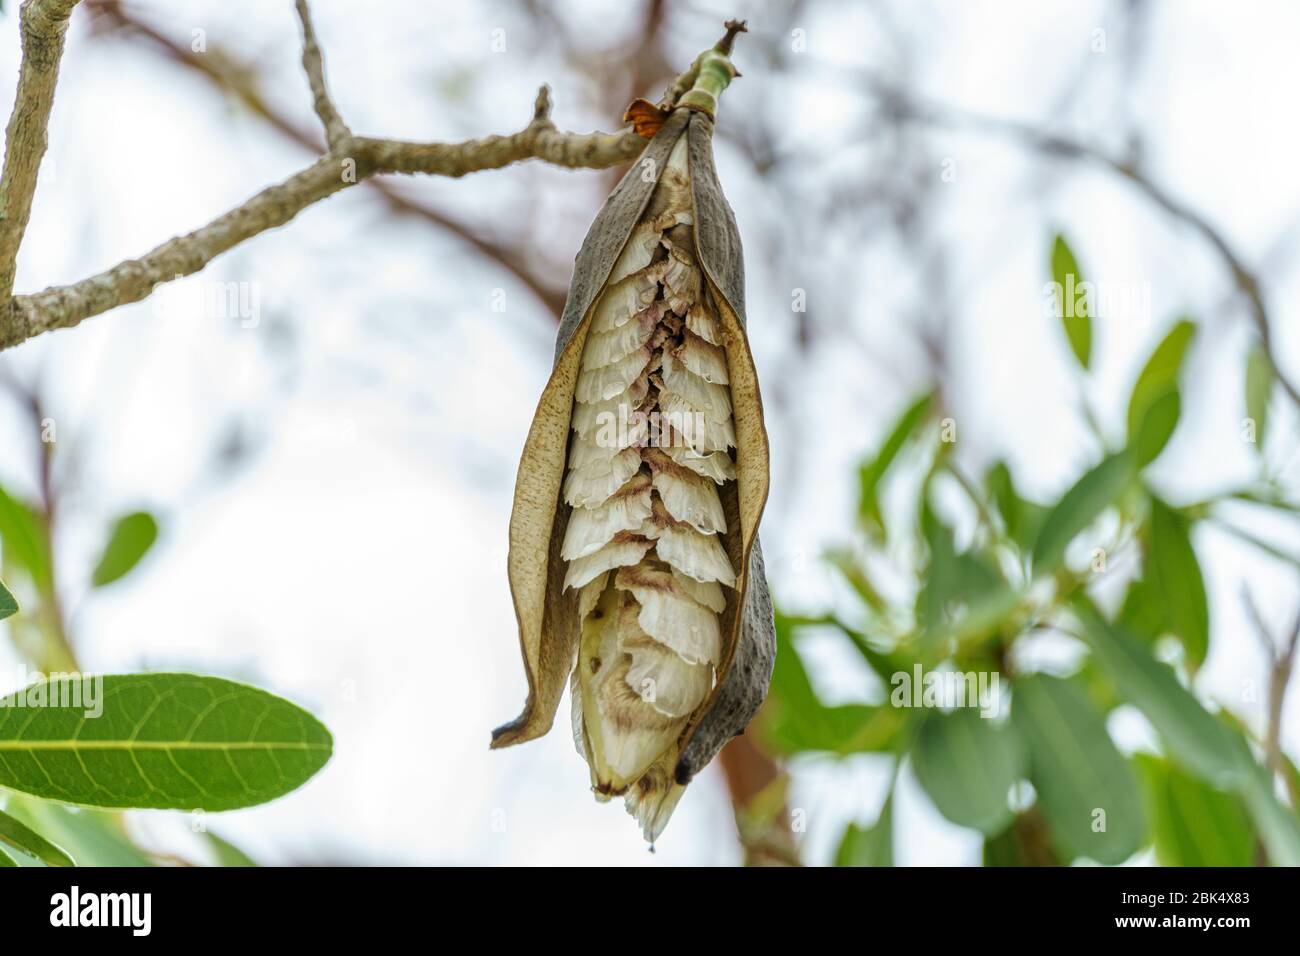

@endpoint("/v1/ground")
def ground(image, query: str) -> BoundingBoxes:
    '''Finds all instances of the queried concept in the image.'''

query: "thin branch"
[1242,586,1300,807]
[0,0,82,306]
[4,106,646,349]
[0,5,679,351]
[85,0,569,317]
[293,0,351,150]
[350,100,643,176]
[0,370,79,672]
[862,74,1300,411]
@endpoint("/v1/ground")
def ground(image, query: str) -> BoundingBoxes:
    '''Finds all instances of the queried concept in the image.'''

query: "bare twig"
[0,370,79,672]
[1242,586,1300,807]
[3,105,647,348]
[0,0,82,308]
[293,0,351,150]
[715,19,748,56]
[0,2,676,351]
[85,0,570,318]
[349,105,643,177]
[860,74,1300,411]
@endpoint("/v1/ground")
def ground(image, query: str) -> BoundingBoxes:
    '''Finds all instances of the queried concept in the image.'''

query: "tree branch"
[3,101,647,349]
[1242,586,1300,808]
[0,2,664,351]
[865,76,1300,411]
[350,92,645,177]
[0,0,81,307]
[293,0,351,150]
[84,0,570,318]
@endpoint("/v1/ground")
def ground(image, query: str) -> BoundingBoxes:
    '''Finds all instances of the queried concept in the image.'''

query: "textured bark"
[87,1,573,319]
[0,0,81,307]
[1,107,648,350]
[0,89,647,351]
[293,0,350,150]
[0,0,662,353]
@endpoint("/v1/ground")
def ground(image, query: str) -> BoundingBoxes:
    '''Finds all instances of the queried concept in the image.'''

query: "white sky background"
[0,0,1296,865]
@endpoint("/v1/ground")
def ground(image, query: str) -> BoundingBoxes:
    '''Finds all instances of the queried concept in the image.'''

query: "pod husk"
[491,109,774,786]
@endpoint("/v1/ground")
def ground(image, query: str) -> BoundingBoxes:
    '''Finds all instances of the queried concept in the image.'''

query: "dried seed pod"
[492,28,773,843]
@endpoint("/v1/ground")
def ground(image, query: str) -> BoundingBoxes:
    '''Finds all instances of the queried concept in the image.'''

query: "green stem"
[676,20,747,119]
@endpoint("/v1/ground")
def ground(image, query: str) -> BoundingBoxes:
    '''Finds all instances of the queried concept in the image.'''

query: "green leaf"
[1238,767,1300,867]
[1143,497,1209,666]
[1134,754,1252,866]
[817,615,914,684]
[986,461,1048,552]
[1227,489,1300,514]
[0,673,332,810]
[835,795,893,867]
[767,613,823,714]
[1285,753,1300,807]
[1217,720,1300,867]
[0,797,153,866]
[858,392,932,535]
[1117,578,1163,644]
[1125,319,1196,466]
[1011,674,1144,864]
[91,511,159,587]
[825,548,887,616]
[0,845,15,866]
[1049,234,1092,369]
[0,807,75,866]
[1072,598,1240,787]
[204,830,259,867]
[982,822,1027,867]
[1244,345,1274,450]
[917,503,998,630]
[765,700,904,755]
[1131,389,1182,468]
[1031,450,1135,575]
[911,709,1023,835]
[915,498,1019,655]
[0,484,51,589]
[764,615,908,755]
[0,577,15,621]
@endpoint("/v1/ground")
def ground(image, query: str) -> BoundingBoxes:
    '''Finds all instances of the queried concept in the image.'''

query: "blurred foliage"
[90,511,159,588]
[0,579,14,622]
[0,459,328,867]
[0,805,74,866]
[1049,234,1092,370]
[768,232,1300,867]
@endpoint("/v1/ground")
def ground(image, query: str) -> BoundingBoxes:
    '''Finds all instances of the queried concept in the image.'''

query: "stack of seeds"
[560,136,738,838]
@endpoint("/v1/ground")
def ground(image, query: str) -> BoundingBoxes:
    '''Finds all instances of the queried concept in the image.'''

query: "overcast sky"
[0,0,1296,865]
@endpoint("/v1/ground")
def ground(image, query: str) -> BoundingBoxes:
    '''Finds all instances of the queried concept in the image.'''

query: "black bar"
[0,865,1281,941]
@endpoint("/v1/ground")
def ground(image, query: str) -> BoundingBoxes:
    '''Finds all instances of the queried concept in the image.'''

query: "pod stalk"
[676,19,746,120]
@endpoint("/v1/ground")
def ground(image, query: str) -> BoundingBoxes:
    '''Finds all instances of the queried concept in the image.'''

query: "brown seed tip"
[715,19,748,55]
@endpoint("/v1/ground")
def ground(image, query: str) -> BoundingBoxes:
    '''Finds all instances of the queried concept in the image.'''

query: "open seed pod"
[491,30,773,843]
